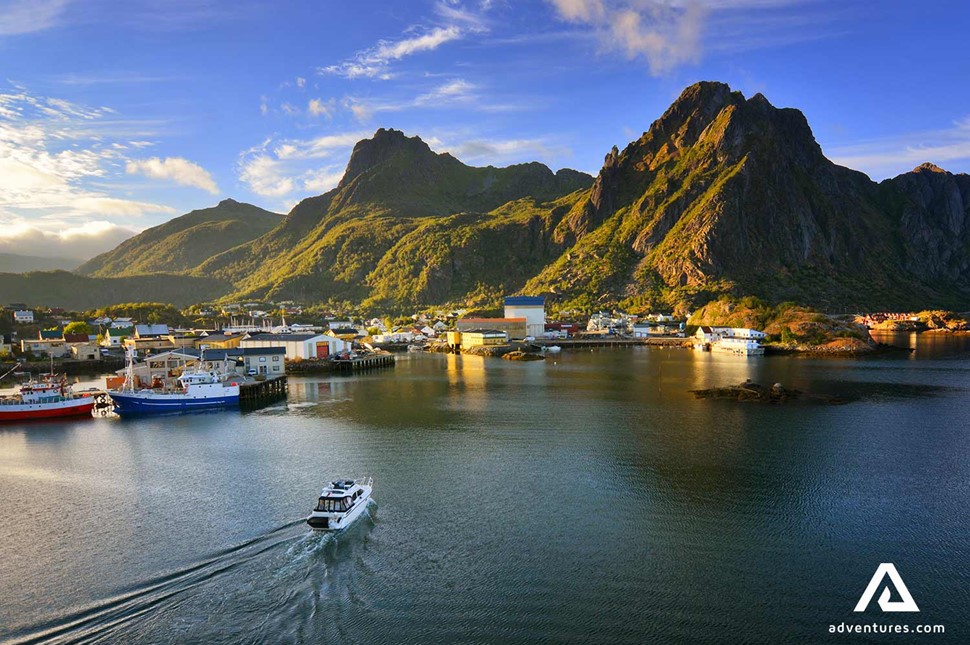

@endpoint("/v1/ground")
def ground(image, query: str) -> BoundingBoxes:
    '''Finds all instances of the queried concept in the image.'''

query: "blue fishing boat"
[109,348,241,416]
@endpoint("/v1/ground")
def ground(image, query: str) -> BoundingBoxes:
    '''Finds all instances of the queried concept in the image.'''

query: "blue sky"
[2,0,969,259]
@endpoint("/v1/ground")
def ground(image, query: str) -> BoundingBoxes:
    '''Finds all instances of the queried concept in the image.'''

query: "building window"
[272,356,280,361]
[259,357,266,362]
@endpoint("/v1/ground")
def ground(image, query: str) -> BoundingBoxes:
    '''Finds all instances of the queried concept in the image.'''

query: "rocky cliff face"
[528,81,969,312]
[882,163,970,282]
[331,128,592,217]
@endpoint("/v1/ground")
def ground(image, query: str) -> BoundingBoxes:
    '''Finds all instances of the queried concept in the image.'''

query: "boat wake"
[5,520,305,645]
[5,508,379,644]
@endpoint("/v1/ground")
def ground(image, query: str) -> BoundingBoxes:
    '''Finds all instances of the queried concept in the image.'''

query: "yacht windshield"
[315,497,350,512]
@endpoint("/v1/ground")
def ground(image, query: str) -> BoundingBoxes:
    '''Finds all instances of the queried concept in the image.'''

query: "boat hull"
[110,392,239,415]
[0,398,95,422]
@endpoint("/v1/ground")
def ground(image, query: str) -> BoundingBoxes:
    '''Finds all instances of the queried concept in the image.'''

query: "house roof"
[39,330,62,339]
[200,334,234,343]
[135,324,170,336]
[231,347,286,356]
[244,332,324,342]
[504,296,545,306]
[461,329,509,336]
[64,333,90,343]
[108,327,133,336]
[459,317,527,323]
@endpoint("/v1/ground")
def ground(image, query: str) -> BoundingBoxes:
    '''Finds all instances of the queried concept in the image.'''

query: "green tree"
[64,321,94,336]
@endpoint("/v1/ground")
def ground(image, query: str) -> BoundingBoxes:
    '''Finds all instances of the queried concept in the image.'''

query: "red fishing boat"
[0,374,95,422]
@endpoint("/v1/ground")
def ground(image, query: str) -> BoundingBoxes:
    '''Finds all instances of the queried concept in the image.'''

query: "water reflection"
[1,343,969,643]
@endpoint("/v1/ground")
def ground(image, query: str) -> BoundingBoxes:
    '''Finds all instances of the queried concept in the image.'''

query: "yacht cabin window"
[316,497,350,512]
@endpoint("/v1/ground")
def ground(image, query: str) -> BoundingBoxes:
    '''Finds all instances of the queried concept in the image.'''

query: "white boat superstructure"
[306,477,373,531]
[712,337,765,355]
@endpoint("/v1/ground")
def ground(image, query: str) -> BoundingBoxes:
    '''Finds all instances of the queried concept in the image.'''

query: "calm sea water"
[1,337,969,644]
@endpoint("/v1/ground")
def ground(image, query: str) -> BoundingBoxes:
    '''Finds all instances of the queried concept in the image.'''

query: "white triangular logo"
[854,563,920,612]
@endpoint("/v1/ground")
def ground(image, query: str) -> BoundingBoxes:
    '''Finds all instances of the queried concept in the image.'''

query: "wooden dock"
[331,354,395,372]
[532,338,691,349]
[240,375,288,407]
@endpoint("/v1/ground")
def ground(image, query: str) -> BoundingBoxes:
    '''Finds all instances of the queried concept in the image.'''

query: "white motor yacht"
[307,478,373,531]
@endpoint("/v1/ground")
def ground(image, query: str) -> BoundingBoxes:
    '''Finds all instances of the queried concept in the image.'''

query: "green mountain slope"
[0,253,83,273]
[76,199,282,277]
[0,271,232,310]
[193,129,593,304]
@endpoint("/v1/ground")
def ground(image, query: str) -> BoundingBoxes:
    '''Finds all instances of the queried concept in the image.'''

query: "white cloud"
[0,0,70,35]
[239,154,294,197]
[826,116,970,180]
[434,0,490,30]
[345,79,488,123]
[548,0,706,75]
[303,166,345,193]
[0,84,176,251]
[237,132,367,199]
[321,25,464,79]
[308,97,336,118]
[431,135,572,166]
[296,76,307,89]
[273,131,369,161]
[0,218,140,260]
[414,79,478,105]
[125,156,220,194]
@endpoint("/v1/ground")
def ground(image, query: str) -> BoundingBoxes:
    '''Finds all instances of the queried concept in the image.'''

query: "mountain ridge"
[76,199,283,277]
[10,81,970,313]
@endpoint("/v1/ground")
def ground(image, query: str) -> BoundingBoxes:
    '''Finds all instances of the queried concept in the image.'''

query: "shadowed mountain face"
[47,83,970,312]
[0,253,83,273]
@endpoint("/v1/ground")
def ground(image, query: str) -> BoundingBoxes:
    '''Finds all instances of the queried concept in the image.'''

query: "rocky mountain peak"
[913,162,948,174]
[341,128,442,186]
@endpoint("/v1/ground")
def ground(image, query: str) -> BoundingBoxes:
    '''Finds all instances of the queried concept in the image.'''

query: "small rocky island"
[690,380,847,404]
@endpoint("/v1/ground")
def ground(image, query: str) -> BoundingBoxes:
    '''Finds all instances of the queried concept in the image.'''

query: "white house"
[13,310,34,324]
[632,323,652,338]
[503,296,546,338]
[724,327,767,340]
[102,327,133,347]
[241,332,352,360]
[695,326,766,342]
[232,347,287,376]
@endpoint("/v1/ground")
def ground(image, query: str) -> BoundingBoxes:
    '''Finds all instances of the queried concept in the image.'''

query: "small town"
[4,294,963,403]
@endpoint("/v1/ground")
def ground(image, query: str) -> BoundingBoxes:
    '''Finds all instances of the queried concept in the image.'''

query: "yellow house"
[195,333,242,349]
[460,329,508,351]
[327,326,359,342]
[124,337,177,353]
